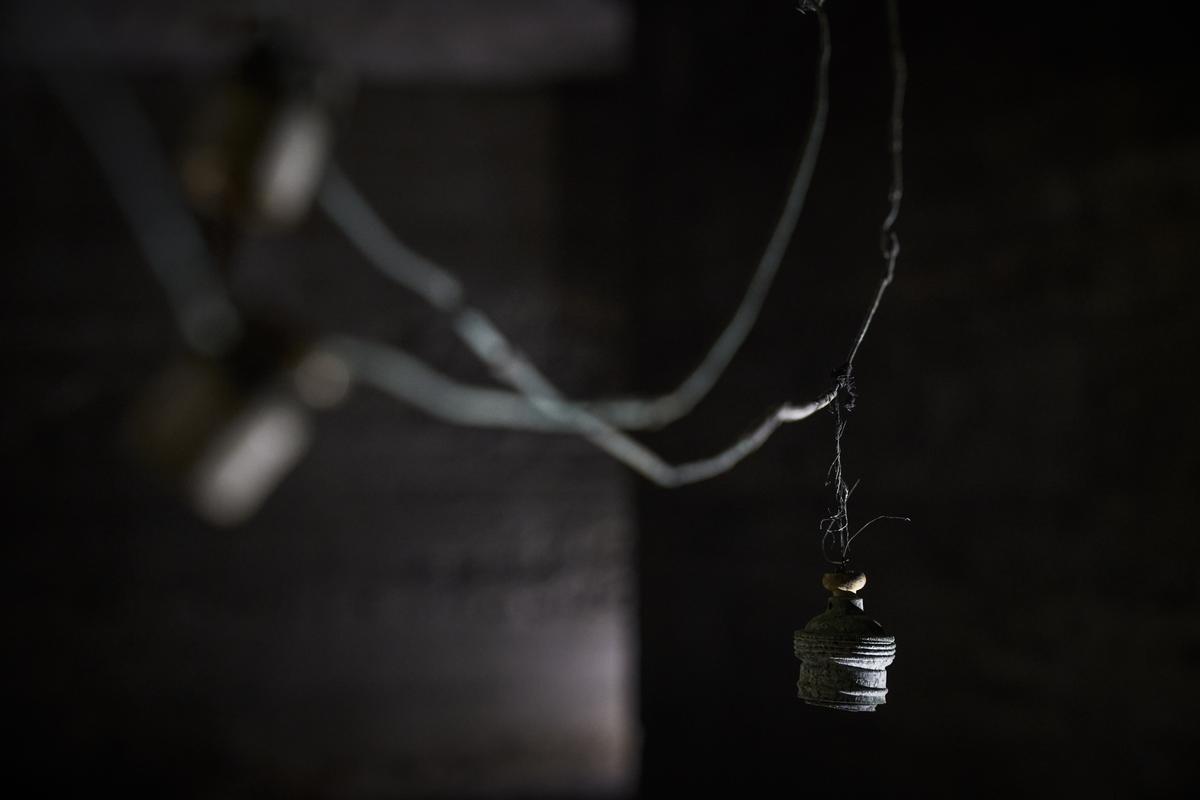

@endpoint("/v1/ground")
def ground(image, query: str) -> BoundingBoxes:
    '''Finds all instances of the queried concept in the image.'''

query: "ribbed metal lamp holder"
[794,581,896,712]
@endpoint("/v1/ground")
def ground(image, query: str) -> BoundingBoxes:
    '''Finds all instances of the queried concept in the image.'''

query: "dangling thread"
[821,0,908,567]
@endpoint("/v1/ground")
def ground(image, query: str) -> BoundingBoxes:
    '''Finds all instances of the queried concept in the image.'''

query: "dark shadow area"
[633,2,1198,796]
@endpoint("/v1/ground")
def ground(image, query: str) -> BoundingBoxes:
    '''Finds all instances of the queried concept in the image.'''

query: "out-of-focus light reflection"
[130,338,349,526]
[187,394,311,526]
[254,104,332,226]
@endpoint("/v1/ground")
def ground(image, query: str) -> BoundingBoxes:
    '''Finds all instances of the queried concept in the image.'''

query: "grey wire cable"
[46,69,242,356]
[330,331,834,486]
[47,11,848,490]
[318,10,838,487]
[451,308,835,487]
[326,334,564,431]
[588,9,831,430]
[320,7,831,433]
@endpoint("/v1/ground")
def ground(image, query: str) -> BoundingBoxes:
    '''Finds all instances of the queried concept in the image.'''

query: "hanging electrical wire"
[820,0,908,566]
[793,0,908,714]
[323,1,904,499]
[49,0,916,714]
[320,8,835,487]
[318,5,830,433]
[49,1,912,502]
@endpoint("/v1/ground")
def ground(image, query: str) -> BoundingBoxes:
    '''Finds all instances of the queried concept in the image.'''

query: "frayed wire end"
[831,363,858,412]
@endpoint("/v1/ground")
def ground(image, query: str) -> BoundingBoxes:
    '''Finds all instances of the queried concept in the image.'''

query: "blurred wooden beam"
[4,0,632,83]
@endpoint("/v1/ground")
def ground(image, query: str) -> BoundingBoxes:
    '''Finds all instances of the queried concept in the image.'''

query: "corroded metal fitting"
[794,572,895,712]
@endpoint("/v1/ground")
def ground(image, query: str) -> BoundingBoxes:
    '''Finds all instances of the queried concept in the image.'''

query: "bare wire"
[846,514,910,550]
[823,0,907,565]
[45,69,242,356]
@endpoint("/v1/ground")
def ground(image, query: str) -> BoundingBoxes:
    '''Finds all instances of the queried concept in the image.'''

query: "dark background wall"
[4,1,1198,797]
[634,2,1199,797]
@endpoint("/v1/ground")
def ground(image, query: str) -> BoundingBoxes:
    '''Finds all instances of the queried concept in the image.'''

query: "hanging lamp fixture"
[794,571,895,711]
[792,0,908,713]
